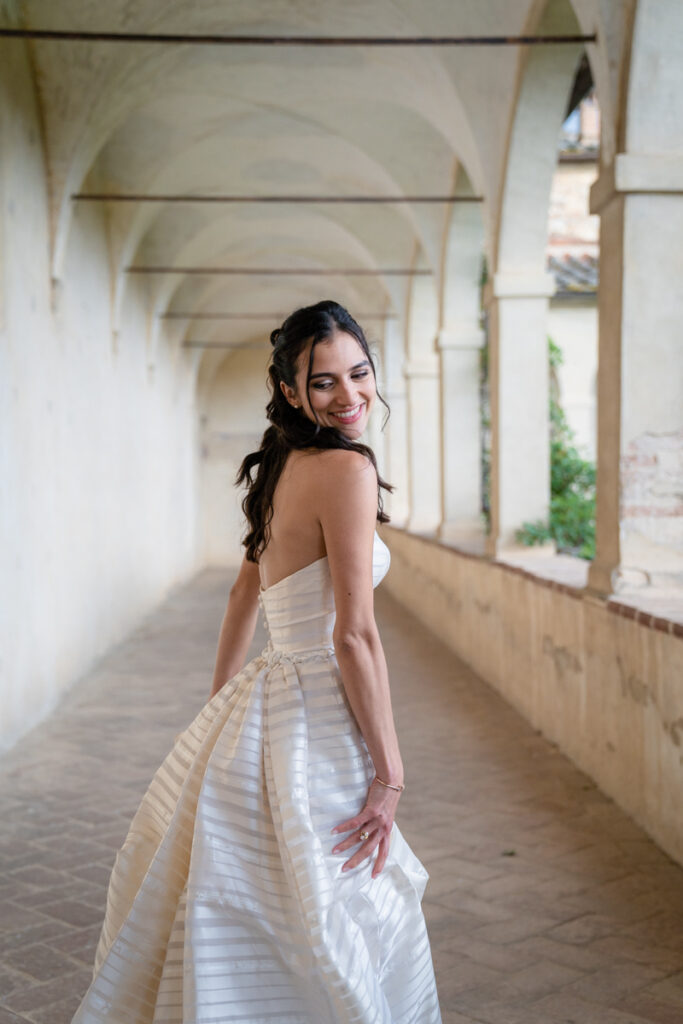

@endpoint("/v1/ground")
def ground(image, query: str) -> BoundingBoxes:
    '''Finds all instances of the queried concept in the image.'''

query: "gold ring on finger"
[359,830,369,841]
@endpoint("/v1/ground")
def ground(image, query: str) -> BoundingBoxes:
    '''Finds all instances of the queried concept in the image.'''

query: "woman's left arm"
[209,556,261,699]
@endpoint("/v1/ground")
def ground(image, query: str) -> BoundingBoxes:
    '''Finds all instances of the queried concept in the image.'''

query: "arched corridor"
[2,0,683,1017]
[1,571,682,1021]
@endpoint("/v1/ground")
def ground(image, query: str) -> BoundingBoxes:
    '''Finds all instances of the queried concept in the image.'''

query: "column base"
[405,516,440,537]
[586,561,613,597]
[588,538,683,597]
[438,521,487,555]
[488,537,558,560]
[386,510,410,530]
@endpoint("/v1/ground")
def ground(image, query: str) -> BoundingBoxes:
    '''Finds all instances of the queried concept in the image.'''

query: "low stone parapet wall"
[381,526,683,867]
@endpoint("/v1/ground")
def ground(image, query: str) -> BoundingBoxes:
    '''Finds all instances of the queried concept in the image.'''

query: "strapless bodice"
[258,531,390,655]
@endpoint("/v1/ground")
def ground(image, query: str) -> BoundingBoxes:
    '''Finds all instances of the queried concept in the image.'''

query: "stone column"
[364,356,385,474]
[437,325,486,548]
[404,356,441,534]
[383,374,410,527]
[587,155,683,593]
[379,319,410,526]
[484,271,555,556]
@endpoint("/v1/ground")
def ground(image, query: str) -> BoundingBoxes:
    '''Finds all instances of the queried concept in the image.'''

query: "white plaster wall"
[547,300,598,460]
[0,42,200,752]
[200,347,270,567]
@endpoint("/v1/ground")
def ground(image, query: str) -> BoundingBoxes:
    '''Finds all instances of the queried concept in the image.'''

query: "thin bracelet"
[374,775,405,792]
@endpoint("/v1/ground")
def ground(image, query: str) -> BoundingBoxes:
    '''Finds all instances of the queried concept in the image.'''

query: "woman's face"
[283,329,376,440]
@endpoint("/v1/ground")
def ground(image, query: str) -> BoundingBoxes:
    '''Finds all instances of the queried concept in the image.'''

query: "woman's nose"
[336,379,357,405]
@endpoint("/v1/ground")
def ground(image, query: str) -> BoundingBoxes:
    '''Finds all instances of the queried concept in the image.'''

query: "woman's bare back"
[257,449,329,590]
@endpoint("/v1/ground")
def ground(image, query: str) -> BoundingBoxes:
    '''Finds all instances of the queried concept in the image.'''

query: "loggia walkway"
[1,570,683,1023]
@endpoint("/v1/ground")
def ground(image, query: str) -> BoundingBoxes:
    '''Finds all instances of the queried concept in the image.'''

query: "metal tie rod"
[74,193,483,203]
[183,341,263,348]
[127,266,430,276]
[161,311,396,319]
[0,28,597,46]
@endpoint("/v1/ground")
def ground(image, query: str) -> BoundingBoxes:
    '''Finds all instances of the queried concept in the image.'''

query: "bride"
[73,300,441,1023]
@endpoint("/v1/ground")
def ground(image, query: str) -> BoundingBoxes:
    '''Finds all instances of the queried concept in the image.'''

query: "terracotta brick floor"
[1,569,683,1023]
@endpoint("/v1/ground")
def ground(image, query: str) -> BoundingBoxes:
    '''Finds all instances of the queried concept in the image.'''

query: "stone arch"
[486,0,586,551]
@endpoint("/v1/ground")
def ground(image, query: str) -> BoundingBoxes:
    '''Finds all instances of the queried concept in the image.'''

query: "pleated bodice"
[258,531,391,655]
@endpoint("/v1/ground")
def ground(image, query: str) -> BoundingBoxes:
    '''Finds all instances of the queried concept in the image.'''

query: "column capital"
[383,377,407,399]
[437,325,485,350]
[590,153,683,214]
[491,271,556,300]
[403,357,439,379]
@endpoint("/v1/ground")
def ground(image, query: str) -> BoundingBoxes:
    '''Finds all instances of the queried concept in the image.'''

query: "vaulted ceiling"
[14,0,618,376]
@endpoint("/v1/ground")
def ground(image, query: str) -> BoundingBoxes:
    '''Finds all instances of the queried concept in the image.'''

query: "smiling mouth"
[330,403,365,425]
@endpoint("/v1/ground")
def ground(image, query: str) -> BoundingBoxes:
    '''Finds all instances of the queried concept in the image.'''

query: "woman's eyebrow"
[309,360,370,380]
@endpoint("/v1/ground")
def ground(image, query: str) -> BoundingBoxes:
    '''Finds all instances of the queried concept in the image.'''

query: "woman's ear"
[280,380,300,408]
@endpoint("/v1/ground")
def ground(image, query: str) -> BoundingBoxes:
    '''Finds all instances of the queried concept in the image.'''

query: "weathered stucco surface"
[381,527,683,867]
[0,38,198,751]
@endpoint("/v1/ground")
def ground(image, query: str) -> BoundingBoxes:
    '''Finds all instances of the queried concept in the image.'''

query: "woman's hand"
[331,778,403,878]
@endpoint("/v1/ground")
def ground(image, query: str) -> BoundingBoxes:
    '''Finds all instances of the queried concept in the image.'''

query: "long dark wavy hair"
[236,300,392,562]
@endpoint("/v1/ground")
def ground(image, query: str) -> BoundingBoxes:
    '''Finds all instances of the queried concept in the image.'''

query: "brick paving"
[2,569,683,1023]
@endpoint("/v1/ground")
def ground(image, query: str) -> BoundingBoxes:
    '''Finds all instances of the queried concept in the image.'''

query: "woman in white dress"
[72,300,441,1023]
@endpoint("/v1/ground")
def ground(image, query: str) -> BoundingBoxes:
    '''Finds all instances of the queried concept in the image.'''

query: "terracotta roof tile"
[548,254,599,296]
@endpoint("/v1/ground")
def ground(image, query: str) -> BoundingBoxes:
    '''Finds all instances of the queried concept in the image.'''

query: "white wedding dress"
[73,532,441,1023]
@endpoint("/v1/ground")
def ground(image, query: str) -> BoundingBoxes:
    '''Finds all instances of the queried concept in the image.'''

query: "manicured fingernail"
[341,864,349,872]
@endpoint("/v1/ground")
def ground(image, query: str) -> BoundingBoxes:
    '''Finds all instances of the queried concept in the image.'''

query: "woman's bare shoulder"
[306,447,375,478]
[278,447,375,501]
[315,449,378,514]
[285,449,376,518]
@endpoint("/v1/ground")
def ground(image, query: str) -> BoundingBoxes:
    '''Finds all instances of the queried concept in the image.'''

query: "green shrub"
[479,335,596,558]
[514,338,596,559]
